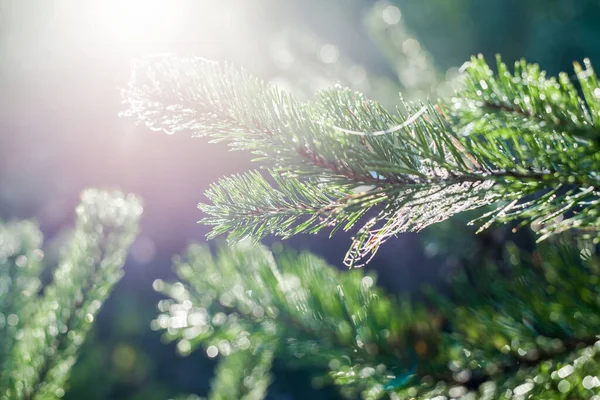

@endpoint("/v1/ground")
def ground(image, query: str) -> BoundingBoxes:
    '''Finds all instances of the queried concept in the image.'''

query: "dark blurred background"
[1,1,600,398]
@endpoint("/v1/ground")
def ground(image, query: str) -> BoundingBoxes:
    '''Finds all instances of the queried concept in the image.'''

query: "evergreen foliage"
[122,54,600,267]
[0,190,142,400]
[156,240,600,399]
[122,53,600,398]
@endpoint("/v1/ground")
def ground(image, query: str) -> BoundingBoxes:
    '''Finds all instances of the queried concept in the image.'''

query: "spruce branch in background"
[123,54,600,266]
[157,241,600,399]
[0,190,142,400]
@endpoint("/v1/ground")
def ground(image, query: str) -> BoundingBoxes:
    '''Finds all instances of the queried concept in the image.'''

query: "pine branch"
[208,349,273,400]
[447,55,600,242]
[123,55,600,266]
[0,221,44,388]
[155,241,600,399]
[198,171,360,242]
[1,190,142,400]
[450,55,600,144]
[152,242,440,399]
[122,55,468,184]
[121,56,495,266]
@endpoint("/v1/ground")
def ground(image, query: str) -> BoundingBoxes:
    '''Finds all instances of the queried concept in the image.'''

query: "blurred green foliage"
[0,190,141,399]
[157,239,600,399]
[2,0,600,399]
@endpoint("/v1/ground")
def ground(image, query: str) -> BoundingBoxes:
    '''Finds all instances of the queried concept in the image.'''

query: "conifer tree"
[123,54,600,399]
[0,190,141,400]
